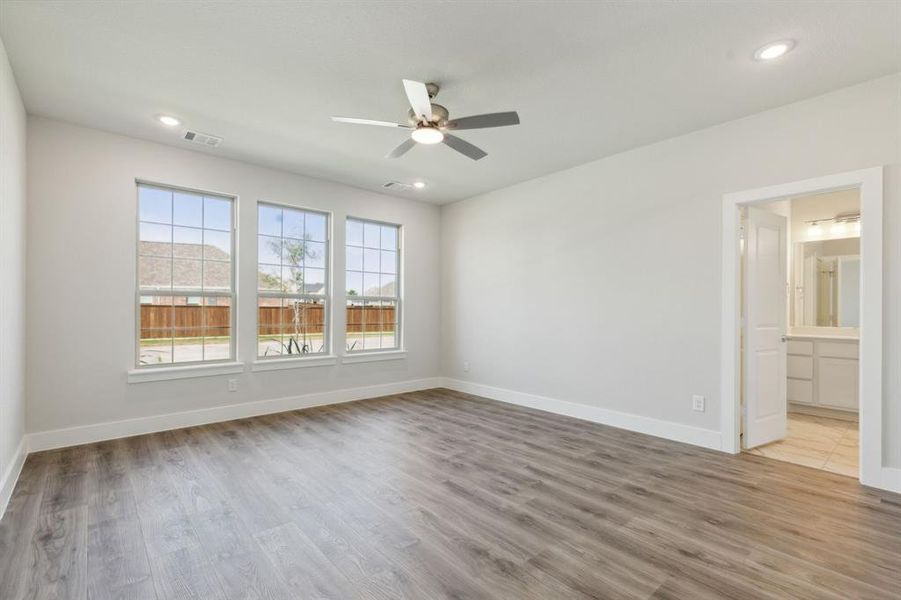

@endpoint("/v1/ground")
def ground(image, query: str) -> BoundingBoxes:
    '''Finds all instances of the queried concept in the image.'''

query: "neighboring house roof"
[139,242,231,290]
[363,281,396,297]
[139,242,351,296]
[140,241,230,261]
[302,283,326,294]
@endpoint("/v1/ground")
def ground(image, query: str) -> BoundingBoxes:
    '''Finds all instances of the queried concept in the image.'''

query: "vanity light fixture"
[806,211,860,238]
[834,211,861,224]
[830,222,847,235]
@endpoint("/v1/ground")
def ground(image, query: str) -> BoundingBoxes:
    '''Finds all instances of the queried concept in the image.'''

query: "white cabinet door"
[787,355,813,379]
[787,378,814,405]
[817,357,859,410]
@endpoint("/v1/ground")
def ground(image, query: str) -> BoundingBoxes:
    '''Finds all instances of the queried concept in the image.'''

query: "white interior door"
[743,206,787,449]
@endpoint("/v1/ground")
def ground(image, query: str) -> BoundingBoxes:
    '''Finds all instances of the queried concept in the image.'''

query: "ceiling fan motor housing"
[409,103,448,126]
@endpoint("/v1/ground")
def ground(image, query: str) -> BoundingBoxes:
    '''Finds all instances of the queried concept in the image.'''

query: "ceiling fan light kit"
[331,79,520,161]
[411,126,444,144]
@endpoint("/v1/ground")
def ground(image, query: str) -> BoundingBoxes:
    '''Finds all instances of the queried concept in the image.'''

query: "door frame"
[720,167,883,488]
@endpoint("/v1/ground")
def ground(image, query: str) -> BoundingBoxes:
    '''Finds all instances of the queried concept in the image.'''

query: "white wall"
[15,72,901,475]
[440,74,901,467]
[26,118,441,435]
[0,37,27,503]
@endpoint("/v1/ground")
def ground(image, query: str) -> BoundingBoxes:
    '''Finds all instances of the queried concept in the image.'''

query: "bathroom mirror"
[792,237,860,328]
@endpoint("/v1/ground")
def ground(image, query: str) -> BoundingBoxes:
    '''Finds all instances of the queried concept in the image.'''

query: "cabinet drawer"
[817,357,858,410]
[787,340,813,356]
[787,378,813,405]
[819,341,858,359]
[787,355,813,380]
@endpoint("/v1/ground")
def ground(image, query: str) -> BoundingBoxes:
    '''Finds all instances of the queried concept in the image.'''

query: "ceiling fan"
[331,79,520,161]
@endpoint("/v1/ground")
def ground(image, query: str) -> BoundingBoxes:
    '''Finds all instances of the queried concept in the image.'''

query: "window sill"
[127,361,245,384]
[251,355,338,372]
[341,350,407,364]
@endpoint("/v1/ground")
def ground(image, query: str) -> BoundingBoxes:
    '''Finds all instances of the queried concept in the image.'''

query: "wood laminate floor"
[1,388,900,599]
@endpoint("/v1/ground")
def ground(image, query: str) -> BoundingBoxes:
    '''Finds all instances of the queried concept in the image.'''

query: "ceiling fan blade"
[402,79,433,122]
[444,111,520,130]
[386,138,417,159]
[443,134,487,161]
[332,116,412,129]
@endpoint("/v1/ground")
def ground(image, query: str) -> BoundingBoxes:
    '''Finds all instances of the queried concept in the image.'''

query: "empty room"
[1,1,900,598]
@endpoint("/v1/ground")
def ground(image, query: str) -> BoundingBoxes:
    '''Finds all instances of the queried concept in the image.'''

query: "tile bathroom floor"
[747,412,858,477]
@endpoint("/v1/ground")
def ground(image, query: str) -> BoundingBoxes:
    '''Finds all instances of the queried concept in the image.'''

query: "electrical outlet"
[228,378,238,392]
[462,361,470,372]
[692,395,705,412]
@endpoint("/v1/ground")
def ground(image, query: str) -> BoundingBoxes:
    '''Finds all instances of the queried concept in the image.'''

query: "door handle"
[781,336,787,342]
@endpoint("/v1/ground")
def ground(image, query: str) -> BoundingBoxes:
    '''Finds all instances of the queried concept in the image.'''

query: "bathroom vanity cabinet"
[786,334,858,413]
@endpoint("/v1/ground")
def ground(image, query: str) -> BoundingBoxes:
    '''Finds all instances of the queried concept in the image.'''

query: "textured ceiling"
[2,1,899,204]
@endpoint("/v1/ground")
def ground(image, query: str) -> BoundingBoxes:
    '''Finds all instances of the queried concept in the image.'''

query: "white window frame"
[255,201,332,361]
[344,217,403,354]
[133,180,238,370]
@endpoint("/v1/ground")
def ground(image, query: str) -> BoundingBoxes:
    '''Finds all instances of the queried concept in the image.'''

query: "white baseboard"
[15,376,901,499]
[26,377,443,453]
[0,437,28,520]
[441,378,723,451]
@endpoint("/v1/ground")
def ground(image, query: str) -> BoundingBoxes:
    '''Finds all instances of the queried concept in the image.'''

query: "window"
[137,183,235,366]
[346,218,400,352]
[257,203,329,358]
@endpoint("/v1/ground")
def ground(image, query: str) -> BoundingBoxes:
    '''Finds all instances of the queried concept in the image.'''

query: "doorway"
[720,167,883,488]
[741,189,860,476]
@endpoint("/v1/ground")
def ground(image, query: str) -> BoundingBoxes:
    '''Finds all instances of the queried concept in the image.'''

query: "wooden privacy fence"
[346,305,396,333]
[141,303,395,337]
[258,304,325,335]
[140,304,231,338]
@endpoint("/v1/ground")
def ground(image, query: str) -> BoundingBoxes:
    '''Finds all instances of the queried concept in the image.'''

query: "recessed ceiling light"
[411,127,444,145]
[157,115,181,127]
[754,40,795,61]
[413,181,426,189]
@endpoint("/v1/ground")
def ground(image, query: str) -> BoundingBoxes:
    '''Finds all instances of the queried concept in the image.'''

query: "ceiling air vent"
[383,181,414,191]
[183,130,223,147]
